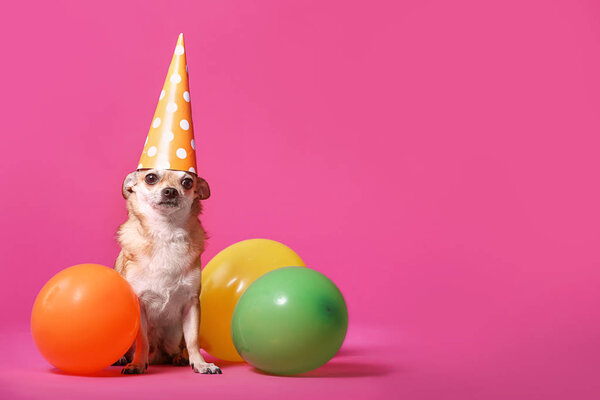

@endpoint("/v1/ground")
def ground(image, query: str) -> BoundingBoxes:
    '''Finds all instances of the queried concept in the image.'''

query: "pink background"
[1,0,600,398]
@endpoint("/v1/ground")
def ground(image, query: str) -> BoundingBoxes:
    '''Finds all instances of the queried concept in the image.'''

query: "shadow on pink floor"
[46,346,394,379]
[0,326,402,399]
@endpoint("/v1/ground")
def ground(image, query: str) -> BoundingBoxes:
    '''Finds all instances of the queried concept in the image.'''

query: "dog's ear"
[195,176,210,200]
[122,171,139,199]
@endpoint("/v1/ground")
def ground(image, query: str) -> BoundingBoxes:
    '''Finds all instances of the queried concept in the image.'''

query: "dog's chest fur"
[121,218,202,322]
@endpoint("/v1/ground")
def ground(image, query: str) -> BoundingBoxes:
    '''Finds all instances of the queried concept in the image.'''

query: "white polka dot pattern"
[139,33,197,173]
[156,160,170,169]
[176,148,187,159]
[170,73,181,84]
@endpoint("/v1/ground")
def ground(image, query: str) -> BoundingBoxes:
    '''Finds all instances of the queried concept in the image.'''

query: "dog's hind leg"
[170,340,189,366]
[112,343,135,366]
[159,325,188,366]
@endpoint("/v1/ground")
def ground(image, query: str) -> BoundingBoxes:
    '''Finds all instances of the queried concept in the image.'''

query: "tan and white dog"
[114,168,221,375]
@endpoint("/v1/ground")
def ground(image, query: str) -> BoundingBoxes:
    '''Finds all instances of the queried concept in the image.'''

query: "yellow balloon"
[199,239,306,361]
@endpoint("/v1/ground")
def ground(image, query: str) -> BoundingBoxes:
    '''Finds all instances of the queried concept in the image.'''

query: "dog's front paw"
[191,362,222,374]
[121,362,148,375]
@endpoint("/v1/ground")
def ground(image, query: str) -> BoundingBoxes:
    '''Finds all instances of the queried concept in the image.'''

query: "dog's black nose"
[161,187,179,199]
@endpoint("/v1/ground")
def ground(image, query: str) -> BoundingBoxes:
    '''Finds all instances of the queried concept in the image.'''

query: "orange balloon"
[31,264,140,374]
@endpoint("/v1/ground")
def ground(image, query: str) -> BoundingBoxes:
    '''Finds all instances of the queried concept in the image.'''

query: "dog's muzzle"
[158,187,179,206]
[162,187,179,199]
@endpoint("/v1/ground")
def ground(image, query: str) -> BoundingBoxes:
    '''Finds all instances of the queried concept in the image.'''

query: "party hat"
[138,33,197,174]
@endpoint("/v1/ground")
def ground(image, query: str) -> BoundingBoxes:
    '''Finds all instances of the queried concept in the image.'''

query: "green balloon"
[231,267,348,375]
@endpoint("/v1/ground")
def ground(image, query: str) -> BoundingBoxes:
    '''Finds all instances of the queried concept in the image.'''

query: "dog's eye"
[145,174,158,185]
[182,178,194,190]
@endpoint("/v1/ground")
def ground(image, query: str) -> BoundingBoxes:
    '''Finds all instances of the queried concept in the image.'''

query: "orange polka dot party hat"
[138,33,197,174]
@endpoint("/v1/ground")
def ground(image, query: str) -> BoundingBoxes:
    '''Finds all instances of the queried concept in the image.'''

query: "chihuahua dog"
[114,168,221,375]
